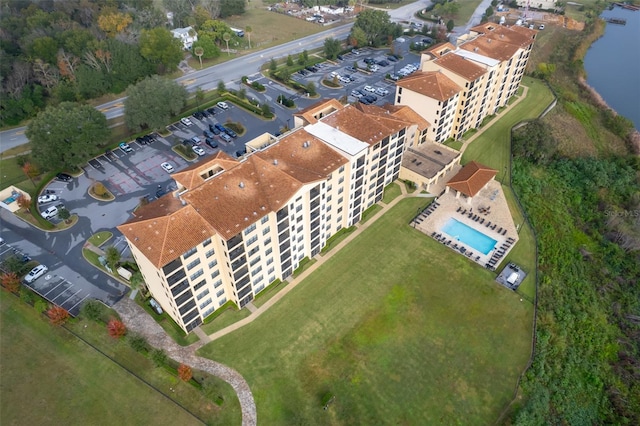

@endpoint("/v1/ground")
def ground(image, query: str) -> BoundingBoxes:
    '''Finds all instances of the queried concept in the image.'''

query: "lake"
[584,6,640,130]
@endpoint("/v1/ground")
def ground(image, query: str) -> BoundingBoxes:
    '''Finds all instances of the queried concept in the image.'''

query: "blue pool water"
[441,218,497,255]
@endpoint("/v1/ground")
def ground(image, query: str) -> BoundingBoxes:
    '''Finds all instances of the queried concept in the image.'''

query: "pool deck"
[412,180,519,270]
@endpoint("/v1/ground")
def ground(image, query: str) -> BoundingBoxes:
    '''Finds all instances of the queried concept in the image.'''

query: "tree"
[105,246,121,272]
[21,162,39,186]
[81,299,106,322]
[26,102,109,171]
[163,0,192,27]
[129,271,145,291]
[58,208,71,223]
[446,19,455,32]
[178,364,193,382]
[222,32,231,56]
[260,103,271,116]
[195,88,205,108]
[192,34,221,60]
[219,0,246,18]
[217,80,226,94]
[351,10,392,47]
[349,27,368,48]
[194,46,204,69]
[1,272,21,293]
[16,194,31,211]
[512,119,557,165]
[124,75,188,131]
[306,82,317,96]
[107,318,127,338]
[245,25,252,49]
[98,11,133,38]
[269,58,277,73]
[286,55,293,66]
[139,27,183,74]
[48,306,70,325]
[151,348,167,367]
[324,38,341,60]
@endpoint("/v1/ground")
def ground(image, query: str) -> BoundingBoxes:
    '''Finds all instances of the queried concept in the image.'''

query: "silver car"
[24,264,48,283]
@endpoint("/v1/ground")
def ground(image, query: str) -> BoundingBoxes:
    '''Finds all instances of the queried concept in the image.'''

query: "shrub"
[19,287,34,304]
[34,299,47,313]
[127,333,148,352]
[151,348,167,367]
[178,364,193,382]
[1,272,21,293]
[251,81,265,91]
[81,299,106,322]
[107,318,127,338]
[93,182,107,197]
[47,305,70,325]
[261,103,271,116]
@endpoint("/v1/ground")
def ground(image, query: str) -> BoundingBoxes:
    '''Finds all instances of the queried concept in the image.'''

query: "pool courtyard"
[411,179,519,270]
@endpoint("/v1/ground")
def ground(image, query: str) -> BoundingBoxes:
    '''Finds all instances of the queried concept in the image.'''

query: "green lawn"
[381,182,401,204]
[462,77,555,182]
[198,198,533,424]
[0,292,201,425]
[200,306,252,335]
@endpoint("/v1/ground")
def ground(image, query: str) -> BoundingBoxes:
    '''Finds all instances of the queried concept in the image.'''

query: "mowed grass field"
[199,198,534,424]
[0,292,200,426]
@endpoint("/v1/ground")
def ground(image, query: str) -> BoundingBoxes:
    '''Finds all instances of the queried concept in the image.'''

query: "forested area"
[0,0,246,127]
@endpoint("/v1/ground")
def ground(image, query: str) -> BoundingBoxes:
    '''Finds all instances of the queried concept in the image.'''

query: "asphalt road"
[0,1,446,153]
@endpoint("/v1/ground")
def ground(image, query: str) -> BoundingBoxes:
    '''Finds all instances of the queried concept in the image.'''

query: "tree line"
[0,0,247,127]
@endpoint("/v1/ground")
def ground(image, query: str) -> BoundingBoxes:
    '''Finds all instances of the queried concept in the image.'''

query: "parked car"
[191,136,202,145]
[209,124,220,135]
[219,133,232,142]
[363,85,375,93]
[180,117,193,126]
[42,206,58,220]
[377,60,390,67]
[205,138,218,148]
[359,97,372,105]
[192,146,206,156]
[364,58,376,65]
[351,90,363,98]
[203,130,214,138]
[539,24,545,30]
[161,162,174,173]
[214,123,226,133]
[217,101,229,110]
[337,54,344,61]
[182,139,194,147]
[38,194,58,204]
[375,87,389,96]
[149,298,163,315]
[369,65,379,72]
[363,94,377,103]
[387,55,399,62]
[330,71,339,79]
[225,128,237,138]
[119,142,133,153]
[346,66,357,73]
[206,107,217,115]
[55,173,72,182]
[339,76,350,84]
[24,264,48,283]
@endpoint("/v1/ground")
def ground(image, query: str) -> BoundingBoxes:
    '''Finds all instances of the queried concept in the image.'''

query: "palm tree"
[194,46,204,69]
[105,246,121,273]
[223,32,231,56]
[245,25,252,49]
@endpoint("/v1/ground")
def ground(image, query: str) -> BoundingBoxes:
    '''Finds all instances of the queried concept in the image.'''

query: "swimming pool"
[441,218,497,255]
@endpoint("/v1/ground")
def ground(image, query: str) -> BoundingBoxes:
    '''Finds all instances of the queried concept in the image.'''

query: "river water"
[584,6,640,130]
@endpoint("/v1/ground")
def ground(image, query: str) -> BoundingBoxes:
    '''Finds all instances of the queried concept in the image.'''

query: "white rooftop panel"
[305,122,368,156]
[454,49,500,67]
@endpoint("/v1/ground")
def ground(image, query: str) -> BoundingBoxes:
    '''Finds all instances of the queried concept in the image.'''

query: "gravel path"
[114,298,257,426]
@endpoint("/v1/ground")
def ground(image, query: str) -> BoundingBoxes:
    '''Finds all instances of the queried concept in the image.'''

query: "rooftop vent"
[435,150,442,155]
[239,181,245,188]
[474,47,479,52]
[302,141,310,148]
[273,159,278,165]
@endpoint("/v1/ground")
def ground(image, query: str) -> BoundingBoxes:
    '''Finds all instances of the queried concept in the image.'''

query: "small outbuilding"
[445,161,497,203]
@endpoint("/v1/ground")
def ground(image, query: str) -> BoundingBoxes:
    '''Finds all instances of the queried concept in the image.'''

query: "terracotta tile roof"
[435,53,486,81]
[352,103,411,134]
[460,35,520,61]
[294,98,344,125]
[396,71,462,101]
[488,24,537,46]
[321,104,401,146]
[446,161,497,197]
[117,200,217,268]
[381,104,431,131]
[172,151,238,190]
[424,42,457,59]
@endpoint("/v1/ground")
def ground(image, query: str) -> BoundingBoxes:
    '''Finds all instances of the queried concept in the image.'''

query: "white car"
[369,65,379,72]
[161,162,174,173]
[42,206,59,220]
[339,76,350,84]
[192,146,205,156]
[375,87,389,96]
[38,194,58,204]
[539,24,545,30]
[24,264,48,283]
[217,101,229,110]
[180,117,193,126]
[363,85,375,93]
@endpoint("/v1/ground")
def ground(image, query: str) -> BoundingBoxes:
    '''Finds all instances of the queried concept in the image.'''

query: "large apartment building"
[118,100,427,332]
[395,23,536,142]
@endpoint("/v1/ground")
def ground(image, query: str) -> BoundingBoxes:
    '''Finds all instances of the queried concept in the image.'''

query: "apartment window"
[199,298,212,309]
[265,247,273,256]
[205,249,215,258]
[208,259,218,269]
[193,280,206,292]
[338,176,344,184]
[264,237,271,246]
[216,289,225,297]
[186,258,201,270]
[296,204,303,212]
[326,195,332,202]
[297,235,304,243]
[326,185,332,192]
[211,270,220,279]
[255,283,265,293]
[251,266,262,276]
[202,238,212,247]
[183,247,197,259]
[189,269,203,281]
[248,246,260,257]
[338,187,344,194]
[213,279,223,288]
[267,257,274,265]
[197,289,210,300]
[268,267,275,275]
[262,226,270,236]
[249,256,260,266]
[244,223,256,235]
[202,307,215,317]
[246,235,258,246]
[261,215,269,224]
[338,197,343,204]
[337,207,343,214]
[255,276,264,286]
[339,166,345,173]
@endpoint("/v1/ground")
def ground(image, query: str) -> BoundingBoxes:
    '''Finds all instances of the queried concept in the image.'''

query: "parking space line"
[68,293,90,312]
[52,285,75,303]
[59,287,83,305]
[43,280,65,296]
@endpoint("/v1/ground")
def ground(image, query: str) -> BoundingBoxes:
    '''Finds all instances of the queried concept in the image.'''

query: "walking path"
[113,298,258,426]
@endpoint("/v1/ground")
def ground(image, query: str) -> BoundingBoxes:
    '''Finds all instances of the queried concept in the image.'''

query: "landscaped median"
[197,198,534,424]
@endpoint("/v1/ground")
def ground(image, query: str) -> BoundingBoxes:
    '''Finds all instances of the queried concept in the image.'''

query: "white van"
[42,206,58,220]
